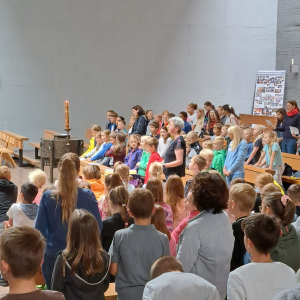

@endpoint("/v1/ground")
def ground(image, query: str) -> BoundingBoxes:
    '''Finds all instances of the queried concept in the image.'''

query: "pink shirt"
[98,195,110,221]
[160,202,174,232]
[33,191,41,204]
[172,210,200,243]
[169,235,177,257]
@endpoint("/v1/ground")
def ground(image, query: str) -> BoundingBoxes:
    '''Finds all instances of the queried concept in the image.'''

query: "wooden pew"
[239,114,276,129]
[244,165,275,184]
[0,130,33,167]
[282,153,300,184]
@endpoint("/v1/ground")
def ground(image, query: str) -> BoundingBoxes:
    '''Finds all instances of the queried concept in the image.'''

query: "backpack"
[282,163,293,176]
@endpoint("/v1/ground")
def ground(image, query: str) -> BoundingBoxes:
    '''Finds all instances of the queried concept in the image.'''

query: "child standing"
[5,183,38,228]
[157,126,172,158]
[194,108,205,136]
[244,125,264,165]
[185,142,197,168]
[81,124,102,157]
[51,209,110,300]
[179,111,192,134]
[224,126,247,186]
[227,214,296,300]
[124,134,142,170]
[212,136,227,178]
[255,131,284,186]
[221,125,231,151]
[227,183,256,271]
[108,112,118,132]
[28,169,47,204]
[288,184,300,220]
[137,136,150,178]
[243,128,254,163]
[109,189,170,300]
[104,132,126,166]
[186,103,198,129]
[186,131,202,154]
[145,137,163,183]
[211,123,222,141]
[172,191,200,244]
[114,162,135,193]
[82,165,105,200]
[199,149,214,172]
[149,121,160,139]
[116,119,128,135]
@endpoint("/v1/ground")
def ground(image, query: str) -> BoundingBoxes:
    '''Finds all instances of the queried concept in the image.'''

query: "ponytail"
[188,103,198,110]
[108,186,130,224]
[204,101,215,109]
[223,104,240,121]
[104,173,123,191]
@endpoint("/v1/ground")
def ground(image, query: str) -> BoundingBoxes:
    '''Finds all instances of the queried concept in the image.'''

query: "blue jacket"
[224,140,247,174]
[182,121,192,134]
[131,115,149,136]
[35,188,102,256]
[124,148,143,170]
[91,142,112,161]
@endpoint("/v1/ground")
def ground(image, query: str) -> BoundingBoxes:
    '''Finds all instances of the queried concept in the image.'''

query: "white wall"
[0,0,278,146]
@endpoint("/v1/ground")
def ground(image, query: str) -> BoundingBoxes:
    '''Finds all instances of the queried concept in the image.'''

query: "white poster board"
[253,70,286,116]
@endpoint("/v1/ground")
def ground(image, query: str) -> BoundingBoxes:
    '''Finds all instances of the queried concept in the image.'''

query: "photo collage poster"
[253,70,286,116]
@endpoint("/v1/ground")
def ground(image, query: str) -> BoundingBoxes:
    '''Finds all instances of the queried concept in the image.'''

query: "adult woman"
[177,172,234,300]
[276,101,300,154]
[207,109,221,136]
[275,108,286,149]
[163,117,186,179]
[223,104,240,126]
[203,101,215,130]
[130,105,149,136]
[35,153,102,289]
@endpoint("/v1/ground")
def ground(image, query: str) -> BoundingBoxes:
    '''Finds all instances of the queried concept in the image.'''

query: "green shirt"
[212,150,227,178]
[138,150,150,177]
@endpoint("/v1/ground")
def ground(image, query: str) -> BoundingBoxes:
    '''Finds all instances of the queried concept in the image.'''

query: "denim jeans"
[226,172,245,186]
[282,138,297,154]
[42,253,59,289]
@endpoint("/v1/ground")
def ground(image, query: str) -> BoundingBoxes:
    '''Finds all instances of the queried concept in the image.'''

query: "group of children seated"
[0,103,299,300]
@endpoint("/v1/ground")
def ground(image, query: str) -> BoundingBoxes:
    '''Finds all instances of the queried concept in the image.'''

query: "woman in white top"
[193,108,205,137]
[158,126,172,159]
[223,104,240,126]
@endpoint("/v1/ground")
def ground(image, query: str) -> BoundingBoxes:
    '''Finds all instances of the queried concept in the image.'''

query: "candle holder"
[64,128,71,152]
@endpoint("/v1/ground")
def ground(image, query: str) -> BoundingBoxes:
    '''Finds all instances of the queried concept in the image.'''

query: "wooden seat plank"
[244,165,275,184]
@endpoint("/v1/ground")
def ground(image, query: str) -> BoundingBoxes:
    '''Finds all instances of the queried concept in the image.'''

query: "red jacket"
[145,152,163,183]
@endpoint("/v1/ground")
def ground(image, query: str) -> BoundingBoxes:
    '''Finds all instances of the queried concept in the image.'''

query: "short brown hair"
[78,181,91,190]
[242,214,281,255]
[261,183,281,200]
[128,188,154,219]
[192,155,206,171]
[229,177,246,188]
[150,256,184,279]
[146,137,159,149]
[0,166,11,180]
[287,184,300,204]
[150,121,159,129]
[0,226,45,279]
[255,173,273,190]
[213,123,222,130]
[82,165,101,180]
[230,183,256,212]
[109,112,118,118]
[118,119,126,126]
[191,172,228,214]
[91,124,102,132]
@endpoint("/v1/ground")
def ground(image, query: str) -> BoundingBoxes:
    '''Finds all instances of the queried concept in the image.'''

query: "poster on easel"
[252,70,286,116]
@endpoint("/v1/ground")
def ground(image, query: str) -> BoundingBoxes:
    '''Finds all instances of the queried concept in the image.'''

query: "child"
[89,130,112,163]
[212,136,226,178]
[245,124,264,165]
[108,112,118,132]
[151,205,177,256]
[83,131,103,160]
[149,121,160,139]
[109,189,170,300]
[116,119,128,135]
[288,184,300,220]
[255,131,284,186]
[101,186,131,252]
[172,191,200,244]
[100,132,117,166]
[81,124,102,157]
[98,174,123,221]
[261,192,300,272]
[104,132,126,166]
[162,110,170,127]
[0,166,17,234]
[5,183,38,228]
[199,149,214,172]
[227,214,296,300]
[223,125,247,186]
[185,142,197,168]
[142,162,165,189]
[82,165,105,200]
[221,125,231,151]
[0,226,64,299]
[243,128,254,162]
[227,183,256,271]
[105,110,115,129]
[186,103,198,128]
[128,116,137,134]
[145,137,163,183]
[154,114,163,133]
[146,177,173,232]
[202,139,213,150]
[179,111,192,134]
[165,175,188,229]
[137,136,150,178]
[157,126,172,158]
[124,134,142,170]
[186,131,202,154]
[52,209,110,300]
[211,123,222,141]
[78,181,91,190]
[184,155,206,197]
[114,162,135,193]
[194,108,205,136]
[28,169,47,204]
[143,256,219,300]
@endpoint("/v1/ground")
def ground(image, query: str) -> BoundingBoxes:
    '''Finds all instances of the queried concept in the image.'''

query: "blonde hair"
[0,166,11,180]
[228,125,243,151]
[114,162,130,188]
[28,170,47,189]
[200,149,214,159]
[243,128,253,136]
[214,136,225,145]
[196,108,205,129]
[149,162,163,181]
[264,131,278,157]
[186,131,198,140]
[255,173,273,190]
[202,140,213,150]
[126,134,141,154]
[254,125,264,143]
[91,124,102,132]
[230,183,256,212]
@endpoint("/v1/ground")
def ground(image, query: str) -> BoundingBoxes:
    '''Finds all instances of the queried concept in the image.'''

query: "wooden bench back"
[44,129,61,139]
[239,114,276,130]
